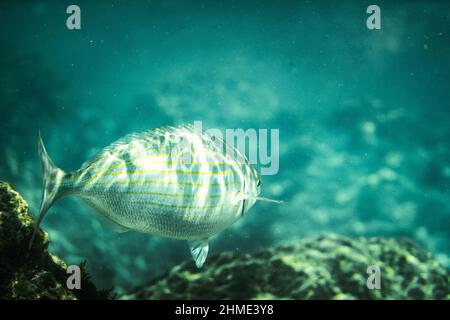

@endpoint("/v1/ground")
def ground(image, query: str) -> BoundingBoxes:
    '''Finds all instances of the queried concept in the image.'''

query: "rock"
[123,234,449,300]
[3,179,447,300]
[0,181,112,299]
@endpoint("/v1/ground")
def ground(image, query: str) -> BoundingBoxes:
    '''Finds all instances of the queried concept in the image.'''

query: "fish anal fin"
[188,238,209,269]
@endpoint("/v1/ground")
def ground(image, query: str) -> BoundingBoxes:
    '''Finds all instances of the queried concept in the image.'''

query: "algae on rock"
[0,181,111,299]
[124,234,449,300]
[2,179,447,300]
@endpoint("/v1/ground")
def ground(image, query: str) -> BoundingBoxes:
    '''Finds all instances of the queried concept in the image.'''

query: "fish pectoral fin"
[101,218,130,233]
[95,211,130,233]
[81,198,130,233]
[188,238,209,269]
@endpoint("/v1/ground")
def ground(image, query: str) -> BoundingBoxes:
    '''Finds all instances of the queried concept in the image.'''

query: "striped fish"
[29,125,280,268]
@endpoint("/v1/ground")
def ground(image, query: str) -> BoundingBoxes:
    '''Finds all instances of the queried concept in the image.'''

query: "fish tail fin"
[29,131,67,249]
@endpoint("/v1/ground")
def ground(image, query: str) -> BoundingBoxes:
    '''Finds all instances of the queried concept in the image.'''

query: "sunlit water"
[0,1,449,294]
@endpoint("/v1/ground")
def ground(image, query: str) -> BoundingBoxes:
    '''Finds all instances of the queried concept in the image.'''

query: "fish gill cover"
[0,0,449,298]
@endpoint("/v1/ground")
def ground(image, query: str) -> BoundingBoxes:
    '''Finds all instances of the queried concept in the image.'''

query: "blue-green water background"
[0,1,449,294]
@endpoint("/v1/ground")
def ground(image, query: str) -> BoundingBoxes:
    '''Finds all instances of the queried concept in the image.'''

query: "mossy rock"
[0,181,112,299]
[124,234,449,300]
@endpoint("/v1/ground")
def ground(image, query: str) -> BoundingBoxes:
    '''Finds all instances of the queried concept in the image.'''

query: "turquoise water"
[0,1,449,294]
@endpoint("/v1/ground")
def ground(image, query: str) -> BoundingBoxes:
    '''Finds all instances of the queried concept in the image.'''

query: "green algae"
[0,181,113,300]
[124,234,449,300]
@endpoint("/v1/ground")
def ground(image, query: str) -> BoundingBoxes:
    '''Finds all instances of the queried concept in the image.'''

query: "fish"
[29,125,281,268]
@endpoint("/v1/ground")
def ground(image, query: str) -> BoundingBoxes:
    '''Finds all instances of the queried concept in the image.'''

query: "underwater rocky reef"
[123,234,449,300]
[1,180,448,300]
[0,181,112,299]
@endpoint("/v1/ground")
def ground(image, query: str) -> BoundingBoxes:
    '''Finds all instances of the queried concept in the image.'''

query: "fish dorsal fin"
[188,238,209,269]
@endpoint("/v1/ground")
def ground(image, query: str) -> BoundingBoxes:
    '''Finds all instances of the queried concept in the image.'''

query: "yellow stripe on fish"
[63,168,235,186]
[122,191,223,198]
[120,200,224,210]
[61,149,244,189]
[75,159,239,182]
[78,147,247,179]
[70,179,241,189]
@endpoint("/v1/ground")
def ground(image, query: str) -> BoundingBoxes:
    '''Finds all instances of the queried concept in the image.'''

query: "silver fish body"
[31,125,261,268]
